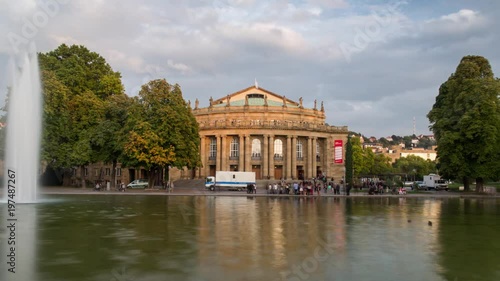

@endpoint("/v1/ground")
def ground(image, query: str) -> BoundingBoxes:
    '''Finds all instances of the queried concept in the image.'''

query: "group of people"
[364,180,407,195]
[266,179,343,196]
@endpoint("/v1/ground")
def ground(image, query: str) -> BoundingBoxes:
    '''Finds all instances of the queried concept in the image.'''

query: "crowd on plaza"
[266,178,343,195]
[263,178,408,196]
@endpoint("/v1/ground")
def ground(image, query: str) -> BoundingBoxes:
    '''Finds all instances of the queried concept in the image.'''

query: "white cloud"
[166,59,192,75]
[1,1,500,137]
[218,22,308,54]
[423,9,488,35]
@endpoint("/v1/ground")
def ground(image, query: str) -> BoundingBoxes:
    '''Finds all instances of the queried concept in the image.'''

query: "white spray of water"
[4,50,42,203]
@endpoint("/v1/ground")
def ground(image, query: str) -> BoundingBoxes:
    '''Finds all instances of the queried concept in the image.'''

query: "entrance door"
[128,169,135,182]
[297,166,304,180]
[274,165,283,180]
[209,165,216,177]
[252,165,261,180]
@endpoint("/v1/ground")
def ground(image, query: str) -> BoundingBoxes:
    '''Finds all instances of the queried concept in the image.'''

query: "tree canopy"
[122,79,201,187]
[39,44,126,187]
[428,55,500,191]
[392,155,436,180]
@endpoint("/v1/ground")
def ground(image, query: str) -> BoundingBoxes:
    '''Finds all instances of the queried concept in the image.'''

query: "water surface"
[1,195,499,281]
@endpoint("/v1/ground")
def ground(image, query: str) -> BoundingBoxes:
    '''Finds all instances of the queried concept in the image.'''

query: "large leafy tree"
[39,44,125,187]
[91,94,132,188]
[40,70,73,169]
[39,44,123,98]
[428,55,500,192]
[123,79,200,187]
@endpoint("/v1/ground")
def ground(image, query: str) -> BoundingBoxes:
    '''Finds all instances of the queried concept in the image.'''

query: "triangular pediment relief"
[212,85,299,107]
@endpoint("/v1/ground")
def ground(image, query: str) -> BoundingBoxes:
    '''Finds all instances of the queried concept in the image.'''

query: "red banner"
[334,140,343,164]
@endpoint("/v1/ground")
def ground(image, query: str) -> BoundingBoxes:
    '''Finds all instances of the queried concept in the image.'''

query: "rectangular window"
[230,137,239,158]
[209,138,217,159]
[297,140,303,160]
[105,168,111,176]
[84,168,88,176]
[116,168,122,176]
[95,169,99,176]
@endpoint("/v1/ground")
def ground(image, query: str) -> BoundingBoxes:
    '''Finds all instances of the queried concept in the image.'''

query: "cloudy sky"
[1,0,499,138]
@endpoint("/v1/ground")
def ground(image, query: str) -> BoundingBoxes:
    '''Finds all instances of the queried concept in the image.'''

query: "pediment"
[211,86,299,107]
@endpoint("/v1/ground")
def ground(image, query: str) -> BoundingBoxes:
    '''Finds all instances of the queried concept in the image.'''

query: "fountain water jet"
[3,50,42,203]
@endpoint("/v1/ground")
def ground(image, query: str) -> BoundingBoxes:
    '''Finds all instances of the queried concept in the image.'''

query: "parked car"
[127,179,149,189]
[415,181,427,190]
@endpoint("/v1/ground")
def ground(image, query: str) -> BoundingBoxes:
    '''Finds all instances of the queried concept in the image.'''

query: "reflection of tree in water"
[437,198,500,281]
[37,195,200,281]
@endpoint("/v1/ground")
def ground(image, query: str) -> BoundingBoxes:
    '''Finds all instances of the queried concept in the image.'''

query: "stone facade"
[190,85,348,181]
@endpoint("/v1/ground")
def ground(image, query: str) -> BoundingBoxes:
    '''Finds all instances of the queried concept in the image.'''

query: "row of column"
[201,135,324,180]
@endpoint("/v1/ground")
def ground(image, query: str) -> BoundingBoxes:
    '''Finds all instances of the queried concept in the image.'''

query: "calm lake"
[1,195,499,281]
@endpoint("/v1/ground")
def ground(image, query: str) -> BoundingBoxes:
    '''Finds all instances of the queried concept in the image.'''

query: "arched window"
[209,138,217,159]
[297,139,303,160]
[230,137,239,158]
[252,139,261,158]
[274,139,283,159]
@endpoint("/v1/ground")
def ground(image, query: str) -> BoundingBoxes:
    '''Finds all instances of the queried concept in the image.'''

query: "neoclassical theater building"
[62,84,348,186]
[190,85,348,181]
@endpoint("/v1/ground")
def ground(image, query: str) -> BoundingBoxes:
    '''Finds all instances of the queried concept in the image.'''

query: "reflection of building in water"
[194,197,349,279]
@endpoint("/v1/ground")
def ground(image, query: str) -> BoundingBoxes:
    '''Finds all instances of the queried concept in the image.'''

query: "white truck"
[423,174,449,191]
[205,171,256,191]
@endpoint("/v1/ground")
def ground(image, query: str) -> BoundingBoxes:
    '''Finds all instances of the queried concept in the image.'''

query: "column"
[291,136,297,179]
[239,135,245,171]
[307,136,313,179]
[325,137,332,179]
[221,135,227,171]
[269,135,275,180]
[245,135,251,172]
[200,136,206,178]
[312,137,317,178]
[286,136,292,180]
[263,135,269,179]
[216,135,221,171]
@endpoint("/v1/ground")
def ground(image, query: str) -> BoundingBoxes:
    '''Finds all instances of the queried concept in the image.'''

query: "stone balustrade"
[197,119,348,133]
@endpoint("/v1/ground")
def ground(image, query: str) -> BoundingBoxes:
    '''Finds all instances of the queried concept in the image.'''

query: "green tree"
[351,136,365,177]
[393,155,436,180]
[68,91,106,187]
[39,44,124,98]
[39,44,125,187]
[378,137,390,147]
[372,153,393,175]
[428,55,500,192]
[122,79,201,187]
[91,94,133,188]
[416,137,435,149]
[40,70,73,169]
[345,135,353,189]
